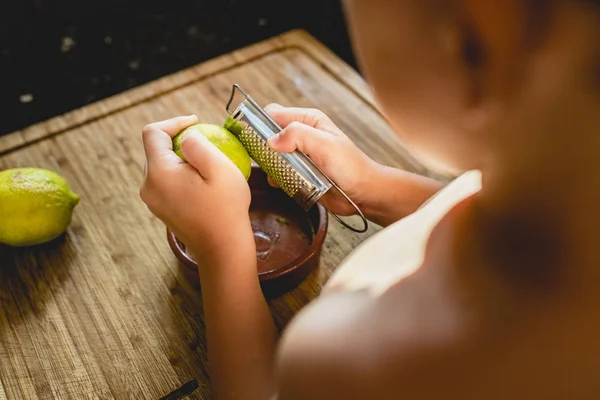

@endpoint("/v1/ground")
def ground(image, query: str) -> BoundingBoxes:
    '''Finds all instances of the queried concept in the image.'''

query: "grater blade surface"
[237,125,307,198]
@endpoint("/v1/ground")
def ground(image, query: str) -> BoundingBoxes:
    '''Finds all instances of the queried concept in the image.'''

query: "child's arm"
[140,116,277,399]
[190,236,277,399]
[360,165,444,226]
[265,105,444,227]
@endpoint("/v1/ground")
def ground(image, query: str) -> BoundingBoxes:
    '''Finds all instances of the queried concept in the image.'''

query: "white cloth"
[325,170,482,296]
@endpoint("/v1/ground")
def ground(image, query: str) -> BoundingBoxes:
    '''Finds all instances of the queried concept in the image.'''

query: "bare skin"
[140,0,600,398]
[276,1,600,398]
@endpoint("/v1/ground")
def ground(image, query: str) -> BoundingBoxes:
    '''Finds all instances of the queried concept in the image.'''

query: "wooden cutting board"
[0,30,433,399]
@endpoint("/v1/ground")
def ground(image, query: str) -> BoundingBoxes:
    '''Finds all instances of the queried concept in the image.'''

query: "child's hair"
[537,0,600,86]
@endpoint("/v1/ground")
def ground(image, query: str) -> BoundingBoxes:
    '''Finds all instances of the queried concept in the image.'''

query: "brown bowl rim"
[166,174,328,285]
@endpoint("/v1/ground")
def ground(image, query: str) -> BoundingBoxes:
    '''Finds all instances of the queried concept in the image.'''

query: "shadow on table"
[169,259,316,332]
[0,234,72,323]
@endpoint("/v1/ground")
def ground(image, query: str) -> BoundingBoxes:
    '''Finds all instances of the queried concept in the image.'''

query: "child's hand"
[265,104,378,216]
[140,115,253,264]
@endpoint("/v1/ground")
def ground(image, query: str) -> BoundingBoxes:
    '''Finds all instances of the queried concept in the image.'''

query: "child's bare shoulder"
[277,255,600,399]
[275,274,478,399]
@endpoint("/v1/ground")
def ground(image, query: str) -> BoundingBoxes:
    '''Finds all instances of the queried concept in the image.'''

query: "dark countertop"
[0,0,357,136]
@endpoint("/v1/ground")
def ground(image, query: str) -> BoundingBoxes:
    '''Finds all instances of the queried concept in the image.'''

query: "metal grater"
[236,126,306,200]
[225,84,368,233]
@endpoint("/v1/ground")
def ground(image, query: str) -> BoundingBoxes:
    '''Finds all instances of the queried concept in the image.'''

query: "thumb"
[267,122,334,157]
[180,131,230,179]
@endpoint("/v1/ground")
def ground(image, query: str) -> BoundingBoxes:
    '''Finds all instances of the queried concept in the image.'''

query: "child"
[140,0,600,398]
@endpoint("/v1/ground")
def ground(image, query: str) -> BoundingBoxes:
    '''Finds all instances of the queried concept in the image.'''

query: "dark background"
[0,0,357,136]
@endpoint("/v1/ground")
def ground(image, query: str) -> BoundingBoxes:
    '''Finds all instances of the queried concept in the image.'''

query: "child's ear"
[456,0,535,131]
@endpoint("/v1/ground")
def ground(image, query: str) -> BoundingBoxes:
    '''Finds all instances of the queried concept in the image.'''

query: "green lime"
[223,116,244,136]
[172,123,251,180]
[0,168,80,247]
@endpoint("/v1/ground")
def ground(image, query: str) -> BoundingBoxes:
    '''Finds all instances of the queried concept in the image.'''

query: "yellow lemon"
[0,168,80,246]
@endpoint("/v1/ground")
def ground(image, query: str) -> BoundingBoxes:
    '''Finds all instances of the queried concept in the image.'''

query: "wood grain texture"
[0,30,431,399]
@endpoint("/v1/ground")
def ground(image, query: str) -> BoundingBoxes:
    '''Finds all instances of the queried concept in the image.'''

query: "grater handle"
[327,179,369,233]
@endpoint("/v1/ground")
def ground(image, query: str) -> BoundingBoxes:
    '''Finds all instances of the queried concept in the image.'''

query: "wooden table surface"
[0,30,433,399]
